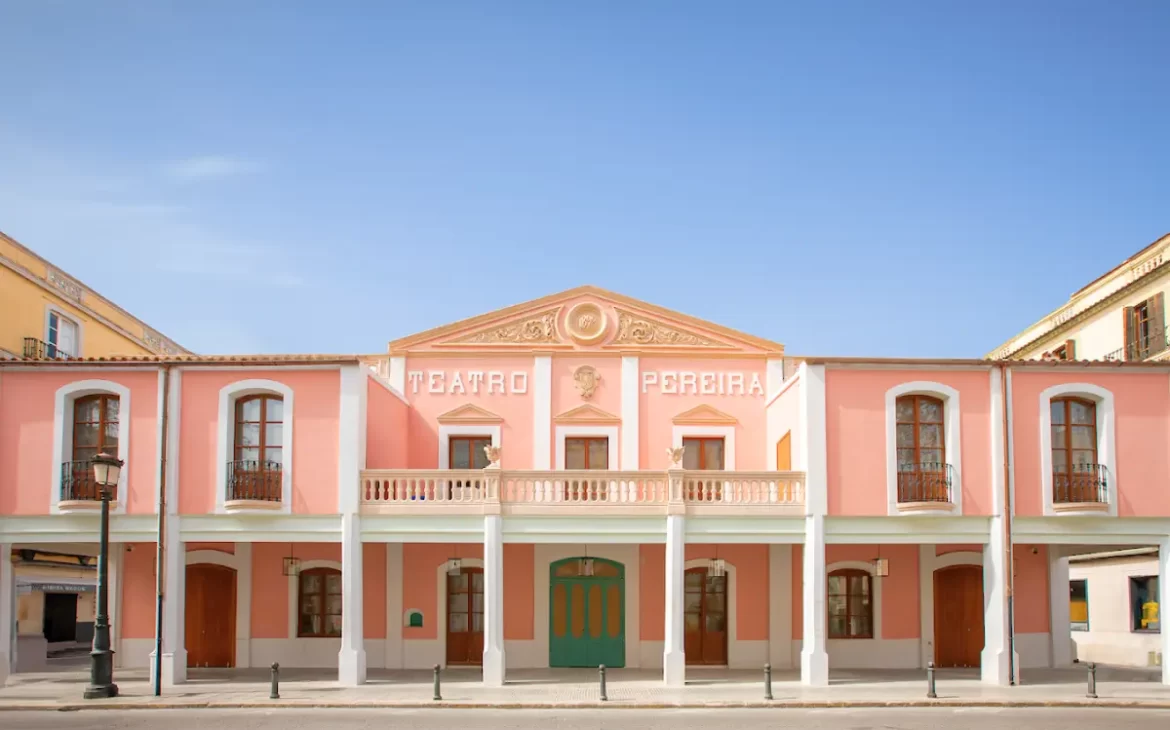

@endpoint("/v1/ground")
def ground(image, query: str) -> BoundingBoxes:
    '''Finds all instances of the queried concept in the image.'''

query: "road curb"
[3,699,1170,712]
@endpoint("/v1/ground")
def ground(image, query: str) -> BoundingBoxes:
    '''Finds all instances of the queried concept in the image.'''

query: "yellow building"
[0,229,189,360]
[2,230,188,669]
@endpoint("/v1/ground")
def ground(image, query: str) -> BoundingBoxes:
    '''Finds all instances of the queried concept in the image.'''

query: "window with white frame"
[47,310,79,359]
[884,382,961,513]
[1039,384,1115,515]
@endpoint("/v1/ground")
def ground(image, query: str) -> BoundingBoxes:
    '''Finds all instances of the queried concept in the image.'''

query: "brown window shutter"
[1064,339,1076,360]
[1150,293,1167,355]
[1124,306,1136,360]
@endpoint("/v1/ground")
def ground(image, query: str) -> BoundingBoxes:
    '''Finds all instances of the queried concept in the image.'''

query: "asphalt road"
[5,708,1170,729]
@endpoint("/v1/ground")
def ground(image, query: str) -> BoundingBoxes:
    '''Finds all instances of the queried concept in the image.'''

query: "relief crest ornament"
[573,365,601,399]
[666,446,686,468]
[565,301,609,345]
[613,309,726,348]
[448,308,561,345]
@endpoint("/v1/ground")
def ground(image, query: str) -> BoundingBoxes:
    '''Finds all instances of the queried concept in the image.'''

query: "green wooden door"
[549,558,625,668]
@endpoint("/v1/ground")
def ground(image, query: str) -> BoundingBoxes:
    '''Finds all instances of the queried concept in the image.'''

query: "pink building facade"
[0,287,1168,688]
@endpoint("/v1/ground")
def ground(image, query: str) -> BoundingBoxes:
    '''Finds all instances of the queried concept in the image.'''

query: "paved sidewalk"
[1,665,1168,710]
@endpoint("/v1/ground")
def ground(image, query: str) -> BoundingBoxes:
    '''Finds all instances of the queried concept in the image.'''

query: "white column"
[981,520,1013,686]
[620,356,639,469]
[482,514,505,686]
[533,356,552,470]
[1160,537,1170,685]
[385,543,403,669]
[768,544,793,668]
[800,514,828,686]
[338,364,367,685]
[156,525,186,686]
[338,513,366,685]
[1048,548,1072,668]
[235,542,252,668]
[0,543,12,686]
[663,513,686,686]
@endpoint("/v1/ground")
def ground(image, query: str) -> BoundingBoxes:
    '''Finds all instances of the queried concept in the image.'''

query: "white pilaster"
[385,543,403,669]
[766,356,784,400]
[768,544,793,668]
[620,355,639,469]
[797,363,828,686]
[235,542,253,668]
[1160,537,1170,685]
[800,514,828,686]
[156,523,186,686]
[663,513,686,686]
[1048,548,1072,668]
[388,356,406,395]
[982,521,1013,686]
[109,545,122,668]
[533,356,552,470]
[0,543,12,686]
[482,514,505,686]
[338,513,366,685]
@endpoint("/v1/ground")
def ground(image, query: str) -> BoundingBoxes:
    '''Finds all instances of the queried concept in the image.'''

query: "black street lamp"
[84,452,121,700]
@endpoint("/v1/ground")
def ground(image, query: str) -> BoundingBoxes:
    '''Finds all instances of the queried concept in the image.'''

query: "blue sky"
[1,1,1166,357]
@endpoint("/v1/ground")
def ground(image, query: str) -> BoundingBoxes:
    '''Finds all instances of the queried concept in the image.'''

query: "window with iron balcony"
[62,394,119,504]
[1049,397,1108,508]
[894,395,954,508]
[227,394,284,507]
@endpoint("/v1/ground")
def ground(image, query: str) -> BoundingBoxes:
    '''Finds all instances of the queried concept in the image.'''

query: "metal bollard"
[1086,662,1098,699]
[599,664,608,702]
[926,661,937,699]
[433,664,442,701]
[764,663,773,700]
[269,662,280,700]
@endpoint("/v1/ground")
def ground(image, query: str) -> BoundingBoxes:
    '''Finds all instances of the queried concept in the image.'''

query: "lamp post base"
[83,683,119,699]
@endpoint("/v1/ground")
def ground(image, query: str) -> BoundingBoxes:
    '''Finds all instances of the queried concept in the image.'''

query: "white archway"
[1038,383,1117,516]
[434,557,485,669]
[918,548,982,668]
[216,379,295,514]
[286,559,342,640]
[52,379,132,512]
[884,381,962,516]
[185,548,252,668]
[684,558,740,667]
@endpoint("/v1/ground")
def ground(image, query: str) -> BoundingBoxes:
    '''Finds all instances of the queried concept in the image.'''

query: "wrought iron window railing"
[896,462,954,503]
[1053,463,1109,505]
[23,337,72,360]
[1103,330,1169,362]
[226,460,283,502]
[60,461,104,501]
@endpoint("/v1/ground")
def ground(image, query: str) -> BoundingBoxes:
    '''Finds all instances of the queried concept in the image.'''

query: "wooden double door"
[933,565,983,668]
[685,567,728,665]
[185,564,236,668]
[549,558,625,668]
[446,567,484,665]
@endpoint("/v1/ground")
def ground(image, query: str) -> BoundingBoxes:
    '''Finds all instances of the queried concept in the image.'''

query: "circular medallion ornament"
[565,302,609,345]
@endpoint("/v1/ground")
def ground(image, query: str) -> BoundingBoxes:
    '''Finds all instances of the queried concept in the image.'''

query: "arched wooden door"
[185,564,236,668]
[446,567,484,665]
[933,565,984,668]
[685,567,728,665]
[549,558,624,668]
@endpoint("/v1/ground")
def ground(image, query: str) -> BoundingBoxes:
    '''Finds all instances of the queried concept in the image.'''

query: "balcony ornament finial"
[666,445,685,468]
[483,444,502,467]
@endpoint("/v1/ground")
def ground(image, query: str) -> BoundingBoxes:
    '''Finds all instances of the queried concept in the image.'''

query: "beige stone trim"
[436,404,505,424]
[672,404,738,425]
[553,403,621,424]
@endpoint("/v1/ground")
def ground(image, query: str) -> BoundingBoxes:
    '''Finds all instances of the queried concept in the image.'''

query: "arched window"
[895,395,949,502]
[827,569,873,639]
[1050,397,1101,503]
[297,567,342,637]
[230,394,283,501]
[67,394,120,500]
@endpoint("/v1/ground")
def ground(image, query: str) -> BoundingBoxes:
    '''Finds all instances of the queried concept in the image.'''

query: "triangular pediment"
[436,404,504,424]
[554,403,621,424]
[672,404,739,426]
[387,286,784,354]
